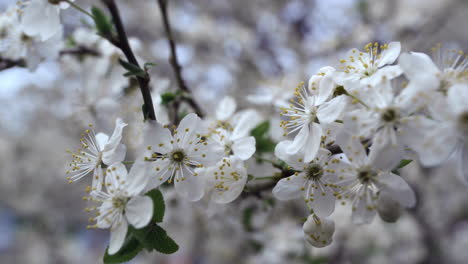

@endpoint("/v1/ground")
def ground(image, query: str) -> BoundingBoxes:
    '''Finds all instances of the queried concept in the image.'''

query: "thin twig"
[0,57,25,71]
[156,0,204,120]
[59,46,101,58]
[102,0,157,121]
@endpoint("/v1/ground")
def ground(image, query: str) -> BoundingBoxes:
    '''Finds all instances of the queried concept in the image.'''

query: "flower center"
[306,164,323,180]
[112,196,129,210]
[48,0,62,5]
[171,150,186,162]
[381,107,399,123]
[224,143,234,156]
[357,169,376,184]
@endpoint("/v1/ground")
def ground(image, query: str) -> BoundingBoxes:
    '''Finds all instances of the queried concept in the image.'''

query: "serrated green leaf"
[91,7,112,35]
[160,92,177,105]
[145,189,165,223]
[251,121,270,138]
[131,224,179,254]
[103,236,143,264]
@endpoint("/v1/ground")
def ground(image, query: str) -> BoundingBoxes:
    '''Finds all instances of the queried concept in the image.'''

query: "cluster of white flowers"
[1,0,467,260]
[63,41,467,252]
[272,41,467,246]
[0,1,67,70]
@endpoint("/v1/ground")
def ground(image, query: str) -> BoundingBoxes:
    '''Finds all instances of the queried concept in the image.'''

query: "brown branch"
[59,46,101,58]
[102,0,157,121]
[156,0,204,120]
[0,57,25,71]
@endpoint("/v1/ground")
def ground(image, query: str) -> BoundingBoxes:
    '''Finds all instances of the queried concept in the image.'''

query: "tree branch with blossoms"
[4,1,468,263]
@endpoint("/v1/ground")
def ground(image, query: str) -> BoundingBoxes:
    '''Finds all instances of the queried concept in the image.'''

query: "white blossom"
[334,42,402,87]
[67,118,127,191]
[279,79,347,162]
[206,157,248,204]
[87,162,153,255]
[400,83,468,182]
[273,141,338,217]
[399,45,468,94]
[302,214,335,248]
[332,130,416,224]
[142,113,223,201]
[20,0,71,42]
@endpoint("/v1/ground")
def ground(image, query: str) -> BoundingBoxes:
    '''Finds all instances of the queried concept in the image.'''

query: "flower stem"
[64,0,94,19]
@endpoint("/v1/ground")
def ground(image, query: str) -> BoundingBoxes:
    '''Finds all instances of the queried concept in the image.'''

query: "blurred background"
[1,0,468,263]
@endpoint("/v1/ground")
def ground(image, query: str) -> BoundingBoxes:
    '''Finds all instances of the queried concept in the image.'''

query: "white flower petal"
[105,163,128,193]
[104,118,127,152]
[274,140,306,170]
[95,133,109,151]
[309,185,335,218]
[126,161,149,196]
[366,65,402,86]
[211,159,247,204]
[399,116,458,167]
[147,159,172,189]
[96,201,115,229]
[336,130,368,167]
[175,113,201,147]
[286,125,309,155]
[108,218,128,255]
[368,127,402,171]
[272,174,306,200]
[377,42,401,67]
[143,121,174,154]
[352,187,377,225]
[317,95,347,124]
[174,166,205,201]
[399,52,440,85]
[21,1,61,41]
[232,136,256,160]
[216,96,237,121]
[92,166,104,192]
[304,123,323,162]
[125,196,153,229]
[102,143,126,165]
[376,173,416,208]
[448,83,468,115]
[231,110,262,140]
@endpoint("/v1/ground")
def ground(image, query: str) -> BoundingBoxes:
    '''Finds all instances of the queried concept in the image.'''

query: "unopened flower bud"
[377,191,403,223]
[302,214,335,248]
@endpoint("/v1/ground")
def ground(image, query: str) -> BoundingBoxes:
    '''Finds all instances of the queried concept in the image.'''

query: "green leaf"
[397,159,413,169]
[123,70,146,78]
[251,121,270,138]
[242,206,256,232]
[119,59,146,78]
[131,224,179,254]
[145,189,165,223]
[144,62,157,70]
[391,159,413,175]
[160,92,177,105]
[256,137,276,153]
[103,236,143,264]
[91,7,112,36]
[250,121,275,153]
